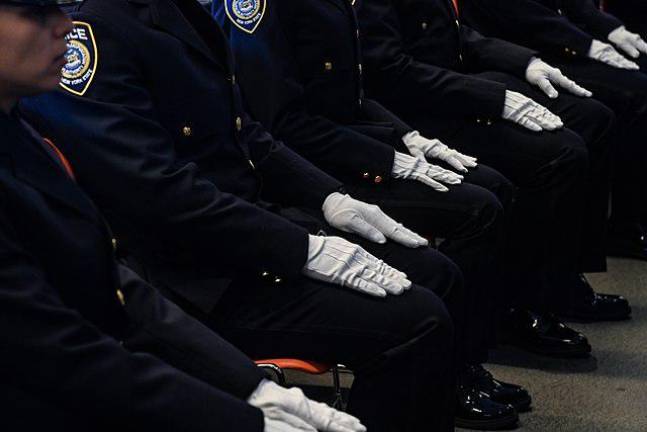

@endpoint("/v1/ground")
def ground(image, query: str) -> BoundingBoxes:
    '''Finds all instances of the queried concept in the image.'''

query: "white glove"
[303,235,411,297]
[502,90,564,132]
[588,39,639,69]
[250,379,367,432]
[392,151,463,192]
[265,415,316,432]
[322,192,429,248]
[402,131,478,172]
[608,26,647,59]
[525,57,593,98]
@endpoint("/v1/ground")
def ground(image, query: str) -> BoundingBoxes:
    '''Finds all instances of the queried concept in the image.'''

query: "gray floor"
[286,257,647,431]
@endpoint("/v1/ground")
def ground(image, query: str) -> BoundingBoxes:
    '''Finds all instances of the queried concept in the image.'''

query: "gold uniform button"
[476,118,482,124]
[564,47,571,54]
[116,289,126,306]
[235,117,242,131]
[324,61,333,71]
[362,172,370,179]
[261,271,270,278]
[274,277,283,284]
[421,22,428,30]
[182,126,193,137]
[374,175,383,184]
[571,50,578,56]
[486,119,493,126]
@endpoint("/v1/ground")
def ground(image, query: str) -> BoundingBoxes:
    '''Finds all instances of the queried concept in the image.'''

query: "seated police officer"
[21,0,462,430]
[461,0,647,263]
[0,2,370,432]
[211,0,530,428]
[355,0,630,348]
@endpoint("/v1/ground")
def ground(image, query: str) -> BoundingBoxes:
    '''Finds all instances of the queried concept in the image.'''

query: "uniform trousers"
[542,55,647,242]
[346,164,511,365]
[207,225,460,432]
[401,72,614,310]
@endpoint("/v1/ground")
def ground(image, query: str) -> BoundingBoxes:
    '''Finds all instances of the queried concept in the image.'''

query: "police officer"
[0,2,367,432]
[460,0,647,263]
[22,0,462,430]
[211,0,530,428]
[356,0,630,337]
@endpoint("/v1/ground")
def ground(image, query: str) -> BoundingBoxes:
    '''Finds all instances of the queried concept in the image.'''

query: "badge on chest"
[60,22,98,97]
[224,0,266,34]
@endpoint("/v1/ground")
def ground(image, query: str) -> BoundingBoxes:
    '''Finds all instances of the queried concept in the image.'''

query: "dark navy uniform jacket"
[355,0,537,129]
[460,0,623,59]
[606,0,647,37]
[0,111,264,430]
[22,0,343,315]
[214,0,414,185]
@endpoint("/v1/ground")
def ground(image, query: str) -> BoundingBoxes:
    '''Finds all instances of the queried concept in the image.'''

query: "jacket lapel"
[147,0,231,71]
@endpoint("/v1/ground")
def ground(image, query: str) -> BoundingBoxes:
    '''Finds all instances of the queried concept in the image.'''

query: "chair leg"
[331,365,344,410]
[257,363,287,386]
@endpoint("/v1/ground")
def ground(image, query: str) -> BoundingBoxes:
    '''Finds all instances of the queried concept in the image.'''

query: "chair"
[255,359,344,409]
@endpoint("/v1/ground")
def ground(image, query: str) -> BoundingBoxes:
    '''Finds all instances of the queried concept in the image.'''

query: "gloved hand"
[392,151,463,192]
[502,90,564,132]
[250,379,367,432]
[525,57,593,98]
[588,39,639,70]
[323,192,429,248]
[303,235,411,297]
[402,131,477,172]
[265,416,316,432]
[608,26,647,59]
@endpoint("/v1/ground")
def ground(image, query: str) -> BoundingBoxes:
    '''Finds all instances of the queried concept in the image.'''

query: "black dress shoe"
[560,292,632,322]
[557,274,632,322]
[501,309,591,358]
[468,364,532,412]
[606,228,647,261]
[455,373,519,430]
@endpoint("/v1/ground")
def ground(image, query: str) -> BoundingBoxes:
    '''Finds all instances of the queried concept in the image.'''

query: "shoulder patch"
[224,0,266,34]
[60,21,98,97]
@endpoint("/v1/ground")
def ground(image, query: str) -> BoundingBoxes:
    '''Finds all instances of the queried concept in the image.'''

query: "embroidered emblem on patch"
[59,21,98,96]
[224,0,266,34]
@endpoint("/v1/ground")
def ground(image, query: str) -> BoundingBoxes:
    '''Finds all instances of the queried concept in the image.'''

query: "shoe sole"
[558,312,632,323]
[455,412,519,430]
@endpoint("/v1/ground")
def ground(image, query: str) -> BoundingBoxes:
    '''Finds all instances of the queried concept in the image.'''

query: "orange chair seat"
[255,359,332,375]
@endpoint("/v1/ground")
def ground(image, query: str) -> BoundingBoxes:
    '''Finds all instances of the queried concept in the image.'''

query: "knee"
[394,285,455,345]
[475,166,515,210]
[399,246,463,295]
[466,187,506,238]
[549,129,590,179]
[579,98,616,138]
